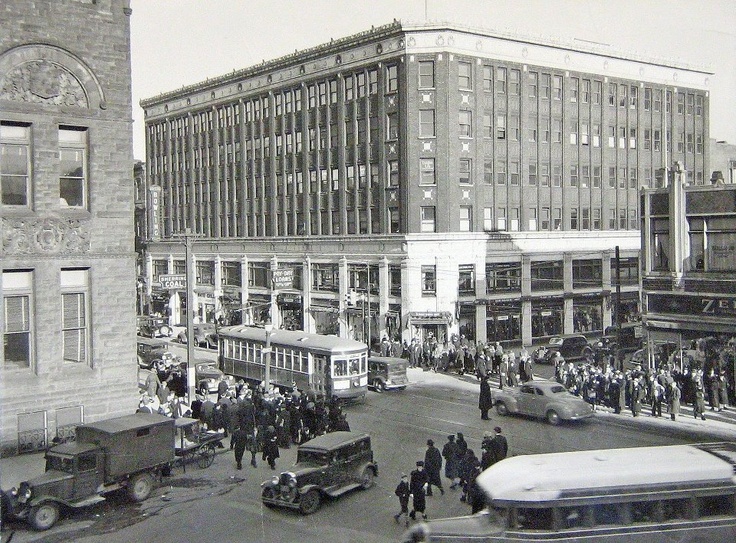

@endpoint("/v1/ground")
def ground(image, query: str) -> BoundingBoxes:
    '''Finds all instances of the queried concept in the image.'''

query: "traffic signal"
[344,289,357,306]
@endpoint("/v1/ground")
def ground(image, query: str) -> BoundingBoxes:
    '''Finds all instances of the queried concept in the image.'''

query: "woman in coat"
[668,381,681,421]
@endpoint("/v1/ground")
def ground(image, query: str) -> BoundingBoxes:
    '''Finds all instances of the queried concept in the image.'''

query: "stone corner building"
[1,0,137,456]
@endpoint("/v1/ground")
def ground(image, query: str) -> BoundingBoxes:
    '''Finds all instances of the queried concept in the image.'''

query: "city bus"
[403,442,736,542]
[218,325,368,401]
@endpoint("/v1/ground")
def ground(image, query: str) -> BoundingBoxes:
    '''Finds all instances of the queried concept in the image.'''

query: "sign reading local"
[159,274,186,290]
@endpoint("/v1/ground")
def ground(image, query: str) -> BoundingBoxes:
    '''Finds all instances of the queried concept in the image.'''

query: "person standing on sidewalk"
[668,381,681,421]
[693,377,707,420]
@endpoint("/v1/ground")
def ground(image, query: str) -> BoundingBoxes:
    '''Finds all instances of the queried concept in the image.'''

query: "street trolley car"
[403,442,736,542]
[218,326,368,401]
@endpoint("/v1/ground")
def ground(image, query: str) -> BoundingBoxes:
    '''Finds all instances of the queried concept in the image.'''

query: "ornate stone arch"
[0,43,106,109]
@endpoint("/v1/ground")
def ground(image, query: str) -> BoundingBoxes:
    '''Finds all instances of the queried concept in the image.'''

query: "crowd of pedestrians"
[138,377,351,471]
[393,427,509,527]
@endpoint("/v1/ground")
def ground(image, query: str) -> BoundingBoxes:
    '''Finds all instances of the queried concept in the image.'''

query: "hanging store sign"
[272,268,295,289]
[648,293,736,317]
[159,274,186,290]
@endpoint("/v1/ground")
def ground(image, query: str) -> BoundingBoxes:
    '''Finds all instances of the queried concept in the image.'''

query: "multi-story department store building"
[140,21,711,349]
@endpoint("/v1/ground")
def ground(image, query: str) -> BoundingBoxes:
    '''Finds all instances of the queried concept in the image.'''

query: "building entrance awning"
[408,311,452,325]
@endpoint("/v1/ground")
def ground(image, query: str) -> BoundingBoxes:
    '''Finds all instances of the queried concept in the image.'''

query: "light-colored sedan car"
[494,380,594,425]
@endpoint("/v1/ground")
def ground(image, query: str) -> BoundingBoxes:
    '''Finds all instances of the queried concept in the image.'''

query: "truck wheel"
[29,502,59,531]
[299,489,321,514]
[127,472,154,502]
[373,379,384,392]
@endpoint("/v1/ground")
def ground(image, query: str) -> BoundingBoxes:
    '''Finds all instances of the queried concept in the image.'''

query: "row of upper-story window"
[416,59,705,115]
[148,64,400,143]
[1,121,89,209]
[419,257,638,296]
[418,108,704,149]
[650,215,736,273]
[418,159,705,188]
[3,269,90,370]
[419,205,639,233]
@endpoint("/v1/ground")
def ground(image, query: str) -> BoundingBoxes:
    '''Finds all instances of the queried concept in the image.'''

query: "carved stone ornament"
[0,60,88,107]
[2,218,90,255]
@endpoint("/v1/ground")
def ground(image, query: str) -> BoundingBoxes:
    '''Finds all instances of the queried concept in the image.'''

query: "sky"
[129,0,736,160]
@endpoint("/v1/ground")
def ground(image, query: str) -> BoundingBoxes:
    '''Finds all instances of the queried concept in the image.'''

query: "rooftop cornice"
[140,20,403,107]
[141,19,712,109]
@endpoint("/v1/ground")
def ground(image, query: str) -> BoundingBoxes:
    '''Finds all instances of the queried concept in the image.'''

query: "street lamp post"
[263,323,274,395]
[184,231,196,402]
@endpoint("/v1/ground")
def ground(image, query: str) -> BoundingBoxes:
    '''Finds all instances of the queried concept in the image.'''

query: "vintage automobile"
[136,316,172,339]
[494,380,594,425]
[137,338,169,370]
[261,431,378,514]
[195,361,233,394]
[534,334,593,364]
[368,356,409,392]
[176,323,218,349]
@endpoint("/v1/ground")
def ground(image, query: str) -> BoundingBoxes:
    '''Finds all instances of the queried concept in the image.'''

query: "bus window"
[514,507,553,530]
[630,500,658,523]
[333,360,348,377]
[593,503,623,525]
[558,506,590,528]
[698,494,735,517]
[662,498,693,521]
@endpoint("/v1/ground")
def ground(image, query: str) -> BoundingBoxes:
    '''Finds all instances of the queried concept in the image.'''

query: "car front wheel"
[496,401,508,415]
[546,410,561,425]
[261,487,277,508]
[299,489,321,514]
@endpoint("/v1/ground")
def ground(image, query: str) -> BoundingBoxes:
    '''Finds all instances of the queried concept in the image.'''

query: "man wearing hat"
[409,460,429,520]
[442,435,460,489]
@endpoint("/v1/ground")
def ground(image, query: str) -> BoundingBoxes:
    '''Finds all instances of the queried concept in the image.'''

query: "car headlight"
[9,486,18,496]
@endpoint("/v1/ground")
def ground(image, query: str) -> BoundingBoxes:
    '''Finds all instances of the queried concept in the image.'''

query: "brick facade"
[1,0,137,455]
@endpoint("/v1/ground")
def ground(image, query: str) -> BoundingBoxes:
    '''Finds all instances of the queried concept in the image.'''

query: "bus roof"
[477,444,736,504]
[220,325,367,355]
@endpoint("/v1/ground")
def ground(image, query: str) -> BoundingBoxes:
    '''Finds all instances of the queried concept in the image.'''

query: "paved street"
[3,363,735,543]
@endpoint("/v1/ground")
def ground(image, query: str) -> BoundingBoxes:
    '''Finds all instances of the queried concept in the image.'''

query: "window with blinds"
[4,294,31,368]
[61,269,89,365]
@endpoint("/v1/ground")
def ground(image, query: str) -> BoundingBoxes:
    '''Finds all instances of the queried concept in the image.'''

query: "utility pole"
[615,245,623,371]
[171,228,203,403]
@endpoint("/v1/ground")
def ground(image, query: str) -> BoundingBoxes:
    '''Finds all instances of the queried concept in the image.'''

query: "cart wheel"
[197,443,216,468]
[29,502,59,531]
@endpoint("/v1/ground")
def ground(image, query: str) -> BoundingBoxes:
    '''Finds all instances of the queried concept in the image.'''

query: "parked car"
[177,323,218,349]
[494,380,594,425]
[261,431,378,514]
[137,338,169,370]
[535,334,593,364]
[368,356,408,392]
[195,361,234,394]
[137,316,172,339]
[603,323,644,353]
